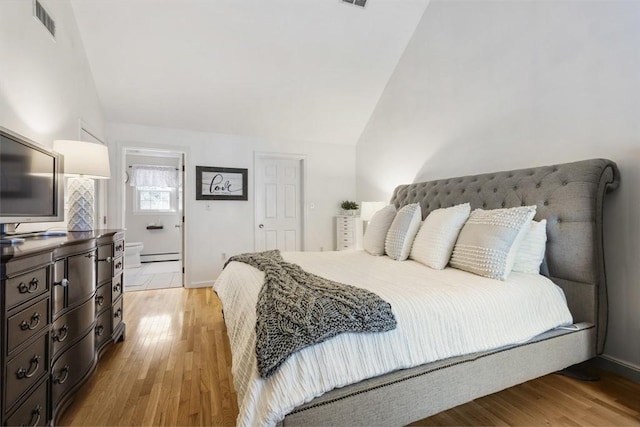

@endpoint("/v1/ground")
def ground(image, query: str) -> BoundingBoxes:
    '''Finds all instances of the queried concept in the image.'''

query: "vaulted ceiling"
[70,0,430,145]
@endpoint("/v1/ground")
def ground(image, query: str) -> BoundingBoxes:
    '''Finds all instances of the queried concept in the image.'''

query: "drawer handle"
[115,261,122,270]
[95,325,105,336]
[20,313,41,331]
[96,295,105,306]
[113,283,121,293]
[114,308,122,319]
[53,324,69,342]
[22,404,41,427]
[18,278,40,294]
[16,355,40,379]
[85,253,96,259]
[54,278,69,288]
[116,244,124,252]
[54,365,69,384]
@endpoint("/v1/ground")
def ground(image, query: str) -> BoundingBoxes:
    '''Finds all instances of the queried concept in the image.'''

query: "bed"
[214,158,619,426]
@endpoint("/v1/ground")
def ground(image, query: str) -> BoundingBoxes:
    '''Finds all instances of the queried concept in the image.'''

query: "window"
[136,186,176,212]
[130,165,180,214]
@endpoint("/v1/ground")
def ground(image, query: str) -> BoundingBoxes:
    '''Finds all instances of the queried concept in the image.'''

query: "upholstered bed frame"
[280,158,619,426]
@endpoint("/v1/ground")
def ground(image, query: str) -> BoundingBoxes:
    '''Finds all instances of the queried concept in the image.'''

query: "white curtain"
[130,165,179,188]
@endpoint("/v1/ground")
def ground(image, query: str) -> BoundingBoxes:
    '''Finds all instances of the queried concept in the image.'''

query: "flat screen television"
[0,127,64,231]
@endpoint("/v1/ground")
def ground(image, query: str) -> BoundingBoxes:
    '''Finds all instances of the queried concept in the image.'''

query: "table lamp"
[360,201,388,222]
[53,140,111,231]
[360,201,387,233]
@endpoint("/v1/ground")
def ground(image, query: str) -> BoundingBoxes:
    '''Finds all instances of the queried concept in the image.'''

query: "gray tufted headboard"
[390,159,619,354]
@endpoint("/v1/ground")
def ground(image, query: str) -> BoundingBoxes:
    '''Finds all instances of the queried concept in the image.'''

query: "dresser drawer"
[7,298,50,354]
[112,256,124,278]
[52,329,96,405]
[338,219,355,229]
[338,230,355,238]
[95,308,112,350]
[339,235,354,244]
[111,273,123,302]
[5,332,49,411]
[4,266,49,311]
[5,378,49,427]
[113,239,124,258]
[95,282,111,314]
[51,297,96,358]
[337,216,354,222]
[112,297,123,331]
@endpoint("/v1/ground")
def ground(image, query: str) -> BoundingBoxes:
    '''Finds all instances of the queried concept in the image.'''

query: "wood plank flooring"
[59,288,640,426]
[59,287,237,426]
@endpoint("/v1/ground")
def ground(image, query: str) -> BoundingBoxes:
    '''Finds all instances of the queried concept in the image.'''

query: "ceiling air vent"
[342,0,367,8]
[33,0,56,38]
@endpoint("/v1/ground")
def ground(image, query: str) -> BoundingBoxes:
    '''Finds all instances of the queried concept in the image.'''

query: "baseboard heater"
[141,253,181,263]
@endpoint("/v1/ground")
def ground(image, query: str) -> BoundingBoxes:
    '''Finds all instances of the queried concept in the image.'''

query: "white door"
[255,155,304,251]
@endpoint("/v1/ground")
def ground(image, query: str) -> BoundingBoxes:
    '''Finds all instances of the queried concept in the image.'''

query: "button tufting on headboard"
[390,159,620,355]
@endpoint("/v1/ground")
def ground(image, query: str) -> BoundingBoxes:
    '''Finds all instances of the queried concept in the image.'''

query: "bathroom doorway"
[122,148,185,292]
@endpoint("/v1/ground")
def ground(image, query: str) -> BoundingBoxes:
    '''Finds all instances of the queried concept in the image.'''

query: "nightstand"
[335,216,363,251]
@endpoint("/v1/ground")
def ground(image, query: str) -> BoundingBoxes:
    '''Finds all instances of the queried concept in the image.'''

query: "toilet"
[125,242,144,268]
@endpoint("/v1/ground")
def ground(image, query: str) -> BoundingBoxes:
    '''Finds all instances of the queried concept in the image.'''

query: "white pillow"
[450,206,536,280]
[512,219,547,274]
[410,203,471,269]
[363,205,396,256]
[385,203,422,261]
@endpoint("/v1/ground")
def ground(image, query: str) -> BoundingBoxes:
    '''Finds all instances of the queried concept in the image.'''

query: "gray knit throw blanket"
[225,250,397,379]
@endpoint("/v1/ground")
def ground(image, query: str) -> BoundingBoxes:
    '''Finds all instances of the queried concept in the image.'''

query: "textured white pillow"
[410,203,471,269]
[512,219,547,274]
[363,205,396,256]
[450,206,536,280]
[385,203,422,261]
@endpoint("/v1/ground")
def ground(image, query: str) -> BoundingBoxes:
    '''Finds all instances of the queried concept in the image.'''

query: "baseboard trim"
[187,280,214,288]
[596,354,640,383]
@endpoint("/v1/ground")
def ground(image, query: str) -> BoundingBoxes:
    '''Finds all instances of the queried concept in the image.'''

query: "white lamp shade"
[53,139,111,179]
[360,201,388,221]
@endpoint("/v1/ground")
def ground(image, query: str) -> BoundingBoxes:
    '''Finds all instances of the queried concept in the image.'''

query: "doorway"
[122,148,185,292]
[254,153,306,251]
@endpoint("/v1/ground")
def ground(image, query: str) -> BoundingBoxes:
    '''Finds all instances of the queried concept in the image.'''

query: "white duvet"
[213,250,573,427]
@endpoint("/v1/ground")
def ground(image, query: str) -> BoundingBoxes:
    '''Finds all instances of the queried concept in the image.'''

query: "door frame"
[119,145,187,287]
[253,152,307,251]
[78,119,107,228]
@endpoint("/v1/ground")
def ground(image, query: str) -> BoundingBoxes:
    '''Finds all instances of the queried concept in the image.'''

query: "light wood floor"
[59,288,640,426]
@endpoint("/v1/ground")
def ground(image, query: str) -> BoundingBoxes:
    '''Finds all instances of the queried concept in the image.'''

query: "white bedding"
[213,250,573,427]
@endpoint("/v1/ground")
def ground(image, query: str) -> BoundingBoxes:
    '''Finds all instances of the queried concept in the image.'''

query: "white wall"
[107,123,356,287]
[356,1,640,369]
[0,0,104,231]
[0,0,357,291]
[0,0,103,152]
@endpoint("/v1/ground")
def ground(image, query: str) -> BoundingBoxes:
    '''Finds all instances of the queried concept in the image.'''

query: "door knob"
[258,224,264,229]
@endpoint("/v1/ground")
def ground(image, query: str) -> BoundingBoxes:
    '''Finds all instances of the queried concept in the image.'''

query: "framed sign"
[196,166,248,201]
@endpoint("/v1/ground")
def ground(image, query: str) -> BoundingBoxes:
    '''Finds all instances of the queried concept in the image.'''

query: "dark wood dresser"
[1,230,126,426]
